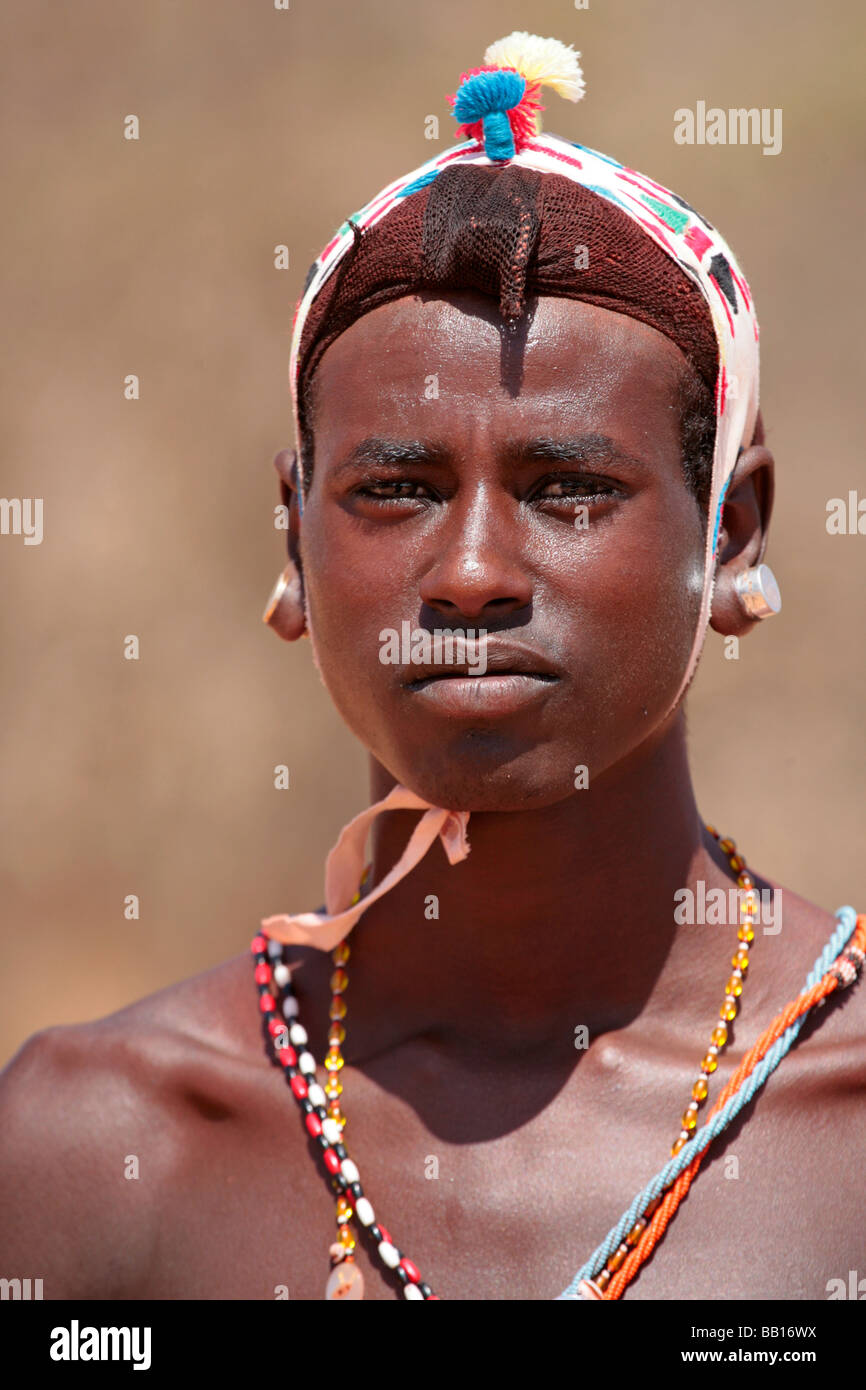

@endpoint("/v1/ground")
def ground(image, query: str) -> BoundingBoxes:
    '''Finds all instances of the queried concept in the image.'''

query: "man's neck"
[341,713,741,1067]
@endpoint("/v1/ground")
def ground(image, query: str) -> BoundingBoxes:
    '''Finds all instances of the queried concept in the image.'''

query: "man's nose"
[418,490,534,622]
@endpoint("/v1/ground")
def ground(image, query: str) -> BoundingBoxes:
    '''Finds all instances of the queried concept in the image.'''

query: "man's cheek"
[311,603,395,699]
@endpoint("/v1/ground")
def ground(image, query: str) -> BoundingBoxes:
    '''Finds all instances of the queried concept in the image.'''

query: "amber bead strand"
[589,826,759,1295]
[324,868,371,1268]
[670,827,759,1157]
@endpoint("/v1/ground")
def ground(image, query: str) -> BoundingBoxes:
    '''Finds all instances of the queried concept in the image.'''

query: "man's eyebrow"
[330,433,649,476]
[330,438,448,477]
[505,434,649,471]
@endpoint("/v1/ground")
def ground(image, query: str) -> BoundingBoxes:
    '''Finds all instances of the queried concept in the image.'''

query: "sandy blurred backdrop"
[1,0,863,1064]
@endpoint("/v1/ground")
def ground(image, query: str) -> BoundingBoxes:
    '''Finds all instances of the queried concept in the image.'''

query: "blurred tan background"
[1,0,863,1064]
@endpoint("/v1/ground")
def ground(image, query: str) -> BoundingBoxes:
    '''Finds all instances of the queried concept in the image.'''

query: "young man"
[1,33,863,1302]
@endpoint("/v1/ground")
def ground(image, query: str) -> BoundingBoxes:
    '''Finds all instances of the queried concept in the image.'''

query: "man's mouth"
[406,670,558,690]
[403,637,560,685]
[403,639,561,716]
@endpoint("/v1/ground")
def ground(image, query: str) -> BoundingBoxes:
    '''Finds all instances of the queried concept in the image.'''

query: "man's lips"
[402,638,561,688]
[402,639,561,717]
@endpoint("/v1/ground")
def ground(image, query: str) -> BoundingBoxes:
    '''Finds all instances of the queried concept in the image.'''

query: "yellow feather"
[483,31,586,104]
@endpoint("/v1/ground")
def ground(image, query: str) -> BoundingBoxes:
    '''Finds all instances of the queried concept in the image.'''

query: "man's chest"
[143,1047,861,1301]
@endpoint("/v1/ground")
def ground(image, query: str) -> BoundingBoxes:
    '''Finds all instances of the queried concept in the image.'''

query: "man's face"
[297,291,706,811]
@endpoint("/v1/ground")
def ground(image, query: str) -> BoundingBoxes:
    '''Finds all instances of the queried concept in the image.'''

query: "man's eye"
[533,475,619,501]
[355,480,434,502]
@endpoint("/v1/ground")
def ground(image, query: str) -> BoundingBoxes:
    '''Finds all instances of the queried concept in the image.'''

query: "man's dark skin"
[1,293,863,1301]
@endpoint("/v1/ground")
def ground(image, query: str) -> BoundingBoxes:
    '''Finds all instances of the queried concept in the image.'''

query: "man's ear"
[273,447,303,568]
[263,447,307,641]
[708,443,775,638]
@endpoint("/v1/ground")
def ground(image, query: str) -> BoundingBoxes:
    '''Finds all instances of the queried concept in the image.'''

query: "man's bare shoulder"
[0,951,280,1298]
[1,949,270,1109]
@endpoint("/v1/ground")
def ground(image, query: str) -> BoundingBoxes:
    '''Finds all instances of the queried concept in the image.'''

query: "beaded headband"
[287,31,760,719]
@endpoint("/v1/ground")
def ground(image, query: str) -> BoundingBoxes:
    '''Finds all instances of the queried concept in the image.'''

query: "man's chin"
[374,746,582,815]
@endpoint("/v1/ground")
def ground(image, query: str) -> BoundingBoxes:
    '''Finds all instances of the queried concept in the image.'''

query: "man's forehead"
[311,291,687,410]
[310,309,686,474]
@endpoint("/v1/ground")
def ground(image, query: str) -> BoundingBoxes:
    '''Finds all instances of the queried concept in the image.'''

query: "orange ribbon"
[261,784,471,952]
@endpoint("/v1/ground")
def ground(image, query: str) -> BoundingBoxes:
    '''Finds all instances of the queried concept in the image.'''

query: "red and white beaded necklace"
[252,827,758,1299]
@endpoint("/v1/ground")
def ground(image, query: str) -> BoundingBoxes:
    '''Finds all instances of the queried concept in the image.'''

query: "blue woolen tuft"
[453,70,526,124]
[481,110,516,161]
[454,71,526,162]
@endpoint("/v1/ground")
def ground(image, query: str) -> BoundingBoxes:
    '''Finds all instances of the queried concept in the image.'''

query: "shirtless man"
[1,286,863,1302]
[2,33,864,1302]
